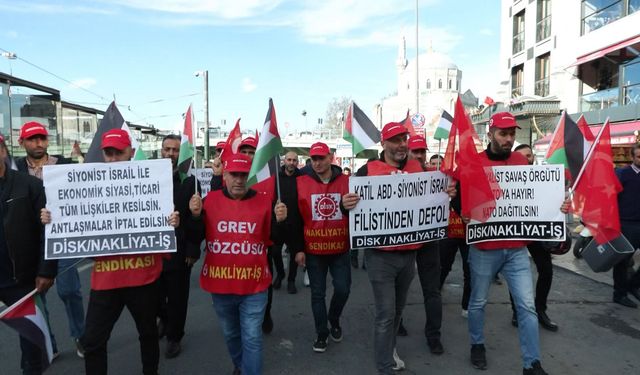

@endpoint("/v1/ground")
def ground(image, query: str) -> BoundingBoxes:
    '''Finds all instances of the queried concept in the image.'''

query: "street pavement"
[1,247,640,375]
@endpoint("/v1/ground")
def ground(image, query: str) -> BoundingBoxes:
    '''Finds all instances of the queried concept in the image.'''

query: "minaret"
[396,35,408,70]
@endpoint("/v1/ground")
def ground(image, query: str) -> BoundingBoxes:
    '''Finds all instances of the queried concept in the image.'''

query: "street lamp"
[194,70,210,160]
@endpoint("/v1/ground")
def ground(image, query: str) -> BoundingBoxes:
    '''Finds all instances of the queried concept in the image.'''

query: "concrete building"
[475,0,640,156]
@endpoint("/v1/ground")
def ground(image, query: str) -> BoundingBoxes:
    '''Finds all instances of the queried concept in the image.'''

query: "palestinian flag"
[248,98,283,187]
[343,102,380,156]
[121,122,147,160]
[178,104,195,182]
[0,291,54,368]
[545,111,593,182]
[85,101,125,163]
[434,110,454,140]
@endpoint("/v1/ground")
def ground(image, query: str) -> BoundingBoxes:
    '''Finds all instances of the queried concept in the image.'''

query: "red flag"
[576,115,595,142]
[220,118,242,162]
[442,97,498,222]
[572,121,622,244]
[484,96,495,106]
[400,110,417,137]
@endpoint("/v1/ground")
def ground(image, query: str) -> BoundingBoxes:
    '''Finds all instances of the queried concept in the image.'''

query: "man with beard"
[271,151,303,294]
[156,135,202,358]
[465,113,569,375]
[16,121,84,358]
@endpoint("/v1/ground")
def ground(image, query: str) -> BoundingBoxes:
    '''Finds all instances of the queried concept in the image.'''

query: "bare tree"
[324,96,351,133]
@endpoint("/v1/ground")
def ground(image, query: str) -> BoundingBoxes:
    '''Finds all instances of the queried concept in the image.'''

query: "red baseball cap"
[381,121,408,142]
[489,112,521,129]
[239,137,258,149]
[101,129,132,150]
[0,134,5,144]
[19,122,48,140]
[408,135,428,151]
[224,153,252,173]
[309,142,331,157]
[215,141,226,151]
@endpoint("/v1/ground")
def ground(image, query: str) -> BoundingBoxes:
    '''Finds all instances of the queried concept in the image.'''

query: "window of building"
[630,0,640,13]
[579,58,620,111]
[581,0,623,34]
[426,79,431,89]
[438,79,442,89]
[448,79,452,89]
[512,64,524,97]
[513,10,525,54]
[535,53,551,96]
[536,0,552,42]
[457,80,460,91]
[623,58,640,105]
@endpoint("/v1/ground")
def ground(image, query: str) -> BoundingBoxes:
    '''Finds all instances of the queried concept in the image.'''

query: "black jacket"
[273,166,303,250]
[15,155,73,172]
[165,173,203,270]
[1,169,56,285]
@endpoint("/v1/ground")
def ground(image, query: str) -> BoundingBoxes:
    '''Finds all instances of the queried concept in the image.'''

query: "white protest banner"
[466,164,566,244]
[193,168,213,198]
[43,159,176,259]
[349,171,450,249]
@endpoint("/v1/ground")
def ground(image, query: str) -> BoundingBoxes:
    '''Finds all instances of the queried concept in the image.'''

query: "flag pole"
[437,139,442,169]
[275,154,282,201]
[571,118,608,191]
[191,104,198,195]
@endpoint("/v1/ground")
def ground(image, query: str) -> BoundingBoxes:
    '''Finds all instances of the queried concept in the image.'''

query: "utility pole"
[203,70,210,161]
[415,0,420,114]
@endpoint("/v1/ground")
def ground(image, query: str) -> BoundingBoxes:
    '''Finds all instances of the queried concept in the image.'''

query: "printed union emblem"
[312,193,342,221]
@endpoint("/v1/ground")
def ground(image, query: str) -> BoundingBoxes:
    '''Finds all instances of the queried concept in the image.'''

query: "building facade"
[490,0,640,157]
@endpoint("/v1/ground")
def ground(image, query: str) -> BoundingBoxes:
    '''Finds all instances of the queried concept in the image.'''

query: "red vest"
[365,159,425,251]
[200,190,273,295]
[473,151,529,250]
[91,254,163,290]
[297,174,350,255]
[447,209,465,239]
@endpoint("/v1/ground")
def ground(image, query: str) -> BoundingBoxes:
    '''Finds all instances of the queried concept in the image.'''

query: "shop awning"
[569,34,640,67]
[533,120,640,149]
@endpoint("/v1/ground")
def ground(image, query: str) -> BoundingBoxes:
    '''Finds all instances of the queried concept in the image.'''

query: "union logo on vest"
[312,193,342,221]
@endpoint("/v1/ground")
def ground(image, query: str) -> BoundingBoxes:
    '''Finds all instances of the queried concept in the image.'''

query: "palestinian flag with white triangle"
[343,102,380,156]
[121,122,147,160]
[248,98,283,187]
[434,110,453,140]
[178,104,195,182]
[0,291,54,369]
[545,111,593,182]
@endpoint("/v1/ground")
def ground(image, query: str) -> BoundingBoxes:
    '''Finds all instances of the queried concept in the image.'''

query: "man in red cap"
[290,142,351,353]
[0,132,56,374]
[214,141,226,159]
[16,121,84,359]
[210,137,258,191]
[188,153,287,375]
[407,135,428,168]
[342,121,426,373]
[41,128,181,375]
[464,112,568,375]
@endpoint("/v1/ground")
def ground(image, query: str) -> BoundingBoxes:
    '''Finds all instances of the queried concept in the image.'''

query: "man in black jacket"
[0,133,56,374]
[156,135,202,358]
[271,151,303,294]
[16,121,86,358]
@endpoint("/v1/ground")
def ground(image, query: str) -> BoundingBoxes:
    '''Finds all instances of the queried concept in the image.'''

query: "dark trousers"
[306,252,352,338]
[0,284,44,375]
[271,244,298,282]
[158,265,192,342]
[439,238,471,310]
[614,221,640,298]
[416,242,442,339]
[82,282,160,375]
[510,242,553,313]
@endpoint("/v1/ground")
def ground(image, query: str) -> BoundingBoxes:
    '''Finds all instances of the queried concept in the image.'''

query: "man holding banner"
[41,129,181,375]
[0,133,56,374]
[344,122,443,374]
[291,142,351,353]
[463,113,569,375]
[157,134,202,359]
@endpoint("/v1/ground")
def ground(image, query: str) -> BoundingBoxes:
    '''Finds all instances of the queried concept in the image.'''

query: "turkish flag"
[220,118,243,162]
[484,96,495,106]
[441,97,497,222]
[400,109,417,137]
[572,121,622,244]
